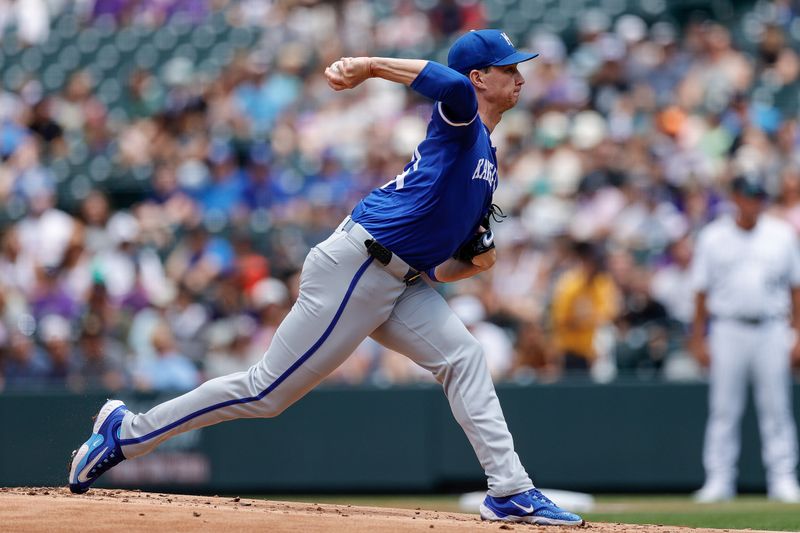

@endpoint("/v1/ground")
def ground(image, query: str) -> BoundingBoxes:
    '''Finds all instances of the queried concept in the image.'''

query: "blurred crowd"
[1,0,800,392]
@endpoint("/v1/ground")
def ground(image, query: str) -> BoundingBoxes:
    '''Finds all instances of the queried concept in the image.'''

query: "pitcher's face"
[481,64,525,111]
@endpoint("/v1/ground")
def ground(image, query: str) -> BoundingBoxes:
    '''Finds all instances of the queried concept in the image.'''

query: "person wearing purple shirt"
[31,269,79,322]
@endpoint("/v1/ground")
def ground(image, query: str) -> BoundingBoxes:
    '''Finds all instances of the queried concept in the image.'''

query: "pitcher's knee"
[255,398,288,418]
[435,338,485,381]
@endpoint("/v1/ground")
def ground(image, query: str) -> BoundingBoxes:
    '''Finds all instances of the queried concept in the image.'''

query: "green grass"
[586,495,800,531]
[258,494,800,531]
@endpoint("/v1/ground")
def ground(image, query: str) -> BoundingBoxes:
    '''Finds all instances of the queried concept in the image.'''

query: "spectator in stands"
[38,314,79,389]
[651,234,695,328]
[3,328,49,389]
[57,223,92,304]
[165,282,210,363]
[78,190,114,254]
[771,167,800,233]
[450,295,514,381]
[551,241,619,374]
[196,142,246,222]
[52,70,107,135]
[166,223,235,295]
[3,0,50,45]
[73,316,129,392]
[204,315,259,379]
[133,323,200,392]
[248,277,290,359]
[2,0,800,390]
[14,180,75,271]
[26,97,66,157]
[30,266,80,323]
[0,226,35,295]
[614,268,671,378]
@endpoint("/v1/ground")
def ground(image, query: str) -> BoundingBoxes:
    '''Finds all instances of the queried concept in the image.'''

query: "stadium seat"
[42,65,66,92]
[155,28,179,52]
[97,78,122,105]
[19,47,43,75]
[89,155,113,183]
[192,25,217,50]
[483,0,506,23]
[134,44,159,70]
[77,28,102,56]
[96,44,122,72]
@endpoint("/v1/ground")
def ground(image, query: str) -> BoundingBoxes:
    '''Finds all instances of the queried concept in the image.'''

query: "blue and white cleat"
[68,399,128,494]
[480,488,585,526]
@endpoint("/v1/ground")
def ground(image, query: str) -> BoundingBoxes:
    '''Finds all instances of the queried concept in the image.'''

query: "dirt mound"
[0,487,769,532]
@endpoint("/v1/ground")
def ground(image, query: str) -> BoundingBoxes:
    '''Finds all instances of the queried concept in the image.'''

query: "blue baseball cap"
[448,29,539,75]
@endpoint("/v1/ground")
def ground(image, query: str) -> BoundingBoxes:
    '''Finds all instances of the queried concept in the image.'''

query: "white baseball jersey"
[691,214,800,318]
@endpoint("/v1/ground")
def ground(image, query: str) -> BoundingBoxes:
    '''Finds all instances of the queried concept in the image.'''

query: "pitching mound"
[0,487,770,532]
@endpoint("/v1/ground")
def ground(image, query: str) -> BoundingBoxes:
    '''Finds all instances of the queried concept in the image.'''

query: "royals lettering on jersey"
[351,100,496,272]
[471,158,498,189]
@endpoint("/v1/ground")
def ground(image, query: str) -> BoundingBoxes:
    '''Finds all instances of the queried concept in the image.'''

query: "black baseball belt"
[712,315,787,326]
[338,217,421,286]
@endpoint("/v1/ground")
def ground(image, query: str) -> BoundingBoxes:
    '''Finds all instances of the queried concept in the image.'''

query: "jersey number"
[381,147,420,191]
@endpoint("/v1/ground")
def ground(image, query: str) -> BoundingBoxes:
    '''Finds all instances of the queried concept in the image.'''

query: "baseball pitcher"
[68,30,583,526]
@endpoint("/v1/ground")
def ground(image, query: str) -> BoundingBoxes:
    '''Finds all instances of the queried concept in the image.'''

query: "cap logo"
[500,32,513,46]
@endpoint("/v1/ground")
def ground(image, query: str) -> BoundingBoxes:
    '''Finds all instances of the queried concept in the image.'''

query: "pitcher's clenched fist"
[325,57,372,90]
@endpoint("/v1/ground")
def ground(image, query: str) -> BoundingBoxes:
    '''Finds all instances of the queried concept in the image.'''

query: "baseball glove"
[453,204,506,262]
[454,229,495,262]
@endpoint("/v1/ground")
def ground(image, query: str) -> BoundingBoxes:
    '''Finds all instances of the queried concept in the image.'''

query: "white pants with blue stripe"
[119,224,533,497]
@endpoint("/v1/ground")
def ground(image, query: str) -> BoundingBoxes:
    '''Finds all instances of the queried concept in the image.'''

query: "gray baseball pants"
[119,219,533,497]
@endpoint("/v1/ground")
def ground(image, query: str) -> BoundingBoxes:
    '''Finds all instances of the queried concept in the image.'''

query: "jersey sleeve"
[410,62,479,133]
[425,266,440,282]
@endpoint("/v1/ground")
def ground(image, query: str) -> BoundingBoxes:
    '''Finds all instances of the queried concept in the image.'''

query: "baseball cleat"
[768,478,800,503]
[480,488,585,526]
[68,399,128,494]
[692,481,735,503]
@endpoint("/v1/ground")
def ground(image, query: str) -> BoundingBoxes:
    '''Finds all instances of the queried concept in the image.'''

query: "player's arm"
[688,231,711,367]
[689,291,711,367]
[787,234,800,367]
[790,287,800,366]
[325,57,426,89]
[325,58,477,124]
[427,249,496,283]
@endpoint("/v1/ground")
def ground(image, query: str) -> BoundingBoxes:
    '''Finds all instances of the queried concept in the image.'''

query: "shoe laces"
[526,488,556,507]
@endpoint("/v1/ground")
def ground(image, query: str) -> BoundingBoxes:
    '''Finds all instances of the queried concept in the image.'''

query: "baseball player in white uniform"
[690,174,800,503]
[67,30,583,526]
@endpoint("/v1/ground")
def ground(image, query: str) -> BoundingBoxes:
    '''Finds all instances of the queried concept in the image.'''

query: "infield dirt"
[0,487,776,532]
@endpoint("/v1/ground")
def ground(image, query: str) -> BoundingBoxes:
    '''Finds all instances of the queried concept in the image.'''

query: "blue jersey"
[351,63,497,272]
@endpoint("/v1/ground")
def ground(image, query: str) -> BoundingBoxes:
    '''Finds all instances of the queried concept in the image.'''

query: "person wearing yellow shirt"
[551,241,619,373]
